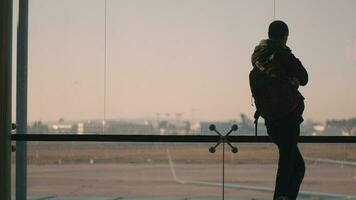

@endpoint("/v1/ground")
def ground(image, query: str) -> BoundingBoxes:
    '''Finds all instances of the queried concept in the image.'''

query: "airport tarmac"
[13,163,356,200]
[11,143,355,200]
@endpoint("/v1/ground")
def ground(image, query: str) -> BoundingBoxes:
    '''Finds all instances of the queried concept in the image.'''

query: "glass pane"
[26,0,356,136]
[277,0,356,135]
[28,0,105,133]
[27,142,356,199]
[27,142,221,199]
[24,0,356,131]
[25,0,281,135]
[225,143,356,199]
[106,0,274,135]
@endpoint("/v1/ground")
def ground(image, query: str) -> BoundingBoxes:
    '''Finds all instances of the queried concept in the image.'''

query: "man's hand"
[289,77,300,88]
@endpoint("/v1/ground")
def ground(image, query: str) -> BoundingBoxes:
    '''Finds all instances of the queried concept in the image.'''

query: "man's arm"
[277,48,308,86]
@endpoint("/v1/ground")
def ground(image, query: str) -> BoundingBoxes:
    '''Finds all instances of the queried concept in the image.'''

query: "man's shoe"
[276,196,288,200]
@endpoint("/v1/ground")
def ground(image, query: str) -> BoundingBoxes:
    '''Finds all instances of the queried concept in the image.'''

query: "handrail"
[11,134,356,143]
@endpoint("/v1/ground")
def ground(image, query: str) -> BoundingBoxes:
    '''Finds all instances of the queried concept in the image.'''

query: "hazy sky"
[16,0,356,122]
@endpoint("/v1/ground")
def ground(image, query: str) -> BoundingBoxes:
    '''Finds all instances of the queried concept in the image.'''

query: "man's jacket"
[249,39,308,122]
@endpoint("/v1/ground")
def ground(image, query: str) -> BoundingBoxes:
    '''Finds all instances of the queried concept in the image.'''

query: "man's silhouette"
[249,21,308,200]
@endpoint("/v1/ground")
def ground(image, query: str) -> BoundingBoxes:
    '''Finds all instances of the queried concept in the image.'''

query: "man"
[249,21,308,200]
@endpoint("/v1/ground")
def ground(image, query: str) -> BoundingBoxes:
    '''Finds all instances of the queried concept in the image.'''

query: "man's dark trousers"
[266,111,305,200]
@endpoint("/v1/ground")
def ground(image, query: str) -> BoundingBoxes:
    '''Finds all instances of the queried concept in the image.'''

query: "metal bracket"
[11,123,17,152]
[12,123,17,130]
[208,124,239,200]
[209,124,238,154]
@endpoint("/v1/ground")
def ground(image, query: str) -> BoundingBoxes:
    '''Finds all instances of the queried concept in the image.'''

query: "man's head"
[268,20,289,45]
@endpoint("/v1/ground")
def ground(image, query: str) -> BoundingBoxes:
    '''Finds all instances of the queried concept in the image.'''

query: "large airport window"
[8,1,356,200]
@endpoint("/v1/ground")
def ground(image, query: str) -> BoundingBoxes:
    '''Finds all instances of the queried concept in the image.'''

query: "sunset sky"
[15,0,356,122]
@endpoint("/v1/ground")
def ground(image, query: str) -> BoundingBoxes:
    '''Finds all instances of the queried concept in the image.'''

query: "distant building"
[106,120,155,134]
[322,118,356,136]
[28,121,49,134]
[158,120,191,135]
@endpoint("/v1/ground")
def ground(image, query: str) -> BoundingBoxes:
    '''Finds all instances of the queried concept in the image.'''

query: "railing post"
[0,0,13,199]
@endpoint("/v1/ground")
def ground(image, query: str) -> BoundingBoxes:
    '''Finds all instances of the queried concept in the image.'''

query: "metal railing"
[11,134,356,143]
